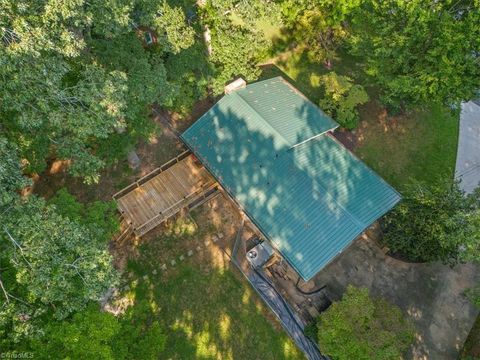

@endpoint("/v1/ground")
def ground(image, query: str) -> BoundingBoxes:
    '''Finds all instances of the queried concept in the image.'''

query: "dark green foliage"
[466,285,480,309]
[383,181,480,264]
[1,196,118,320]
[165,42,211,114]
[34,304,120,360]
[201,0,272,93]
[317,286,415,360]
[304,319,319,340]
[49,188,119,242]
[350,0,480,108]
[282,0,359,64]
[0,137,31,207]
[113,301,167,360]
[319,72,369,129]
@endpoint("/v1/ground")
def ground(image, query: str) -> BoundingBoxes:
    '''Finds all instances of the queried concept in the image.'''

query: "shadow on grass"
[123,240,303,360]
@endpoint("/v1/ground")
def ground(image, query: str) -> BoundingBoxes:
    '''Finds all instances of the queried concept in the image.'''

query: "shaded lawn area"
[355,102,459,191]
[119,207,303,360]
[262,47,459,191]
[131,263,302,359]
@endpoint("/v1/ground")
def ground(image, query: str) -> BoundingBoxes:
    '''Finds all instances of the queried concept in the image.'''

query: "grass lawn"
[355,103,459,191]
[116,204,303,360]
[262,47,459,191]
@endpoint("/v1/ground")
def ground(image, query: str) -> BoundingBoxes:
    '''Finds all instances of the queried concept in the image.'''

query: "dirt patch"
[333,100,411,153]
[333,128,358,151]
[32,98,215,203]
[109,193,243,273]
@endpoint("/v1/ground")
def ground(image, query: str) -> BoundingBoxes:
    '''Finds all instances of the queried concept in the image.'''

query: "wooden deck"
[114,152,217,236]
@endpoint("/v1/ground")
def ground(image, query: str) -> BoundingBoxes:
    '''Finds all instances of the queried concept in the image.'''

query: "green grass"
[120,218,303,360]
[356,103,459,191]
[262,47,459,191]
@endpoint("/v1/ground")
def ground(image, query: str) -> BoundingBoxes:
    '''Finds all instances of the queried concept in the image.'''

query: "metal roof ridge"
[231,90,366,231]
[231,91,292,149]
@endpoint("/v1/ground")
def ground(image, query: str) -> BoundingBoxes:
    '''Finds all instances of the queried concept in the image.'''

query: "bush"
[49,188,120,242]
[319,72,369,129]
[35,304,120,360]
[317,286,414,360]
[382,181,480,264]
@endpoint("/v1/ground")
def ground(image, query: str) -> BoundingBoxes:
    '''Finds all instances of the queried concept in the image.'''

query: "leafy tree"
[113,300,166,359]
[317,286,414,360]
[201,0,270,93]
[383,181,480,264]
[0,5,131,183]
[0,137,31,207]
[165,42,211,114]
[319,72,369,129]
[350,0,480,109]
[152,1,195,54]
[0,196,118,320]
[284,0,359,66]
[49,188,119,242]
[34,304,120,360]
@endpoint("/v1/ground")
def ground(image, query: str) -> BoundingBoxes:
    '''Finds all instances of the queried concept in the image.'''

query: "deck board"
[114,154,216,235]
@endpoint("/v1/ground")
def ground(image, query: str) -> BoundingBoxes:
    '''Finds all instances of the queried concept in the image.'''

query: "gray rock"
[179,255,185,261]
[127,150,141,170]
[187,250,193,257]
[170,259,176,266]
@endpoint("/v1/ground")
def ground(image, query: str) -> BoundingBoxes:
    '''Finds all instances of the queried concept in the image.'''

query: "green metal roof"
[181,77,401,280]
[234,77,338,146]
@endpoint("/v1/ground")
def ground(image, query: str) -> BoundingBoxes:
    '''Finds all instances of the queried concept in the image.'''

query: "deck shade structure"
[181,77,401,280]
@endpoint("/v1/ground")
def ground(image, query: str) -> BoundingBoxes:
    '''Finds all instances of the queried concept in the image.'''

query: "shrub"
[382,181,480,264]
[49,188,120,242]
[317,286,414,360]
[319,72,369,129]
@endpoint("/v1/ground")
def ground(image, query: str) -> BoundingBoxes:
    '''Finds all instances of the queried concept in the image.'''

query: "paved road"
[455,101,480,194]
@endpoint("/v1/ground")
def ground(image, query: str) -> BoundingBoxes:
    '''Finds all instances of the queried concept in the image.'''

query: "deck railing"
[112,150,191,200]
[134,181,218,236]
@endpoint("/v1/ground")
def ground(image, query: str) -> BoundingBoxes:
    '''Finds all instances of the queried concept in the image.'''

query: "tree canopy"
[350,0,480,109]
[383,181,480,264]
[317,286,415,360]
[319,72,369,129]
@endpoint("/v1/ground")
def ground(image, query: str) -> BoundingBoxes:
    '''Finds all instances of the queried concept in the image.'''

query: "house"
[181,77,401,281]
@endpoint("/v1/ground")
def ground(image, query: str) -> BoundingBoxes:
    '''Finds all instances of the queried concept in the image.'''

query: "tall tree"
[1,196,118,320]
[0,137,31,207]
[0,0,135,183]
[201,0,271,93]
[35,304,120,360]
[383,181,480,264]
[283,0,359,67]
[319,72,369,129]
[350,0,480,109]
